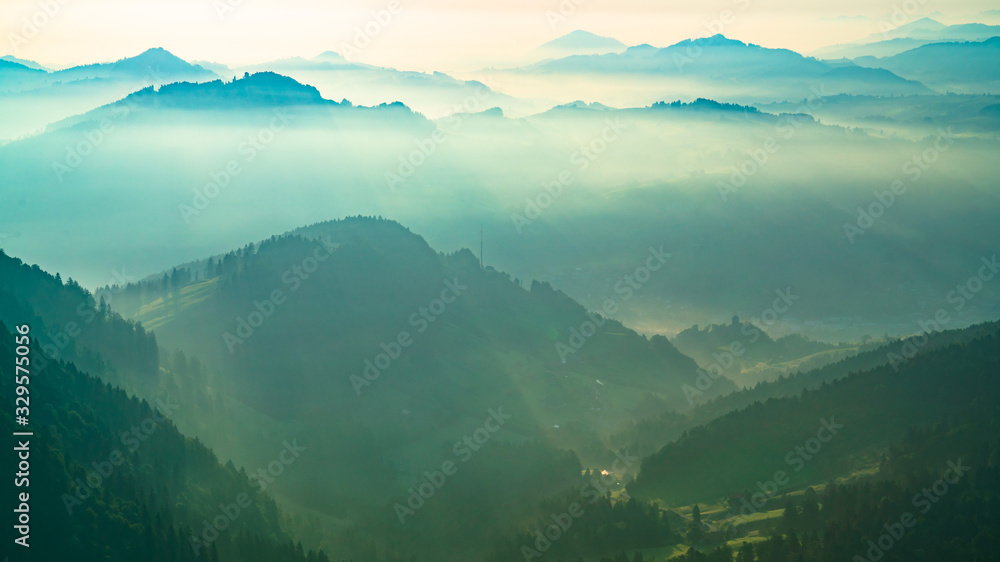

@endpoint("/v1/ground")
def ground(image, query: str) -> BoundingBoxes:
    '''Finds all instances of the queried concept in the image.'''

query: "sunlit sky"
[2,0,996,71]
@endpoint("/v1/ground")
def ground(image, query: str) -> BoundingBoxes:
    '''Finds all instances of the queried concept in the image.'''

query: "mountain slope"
[671,316,849,387]
[628,324,1000,506]
[614,321,1000,457]
[112,217,719,421]
[532,30,627,61]
[512,34,934,102]
[0,48,221,141]
[0,55,49,71]
[815,20,1000,60]
[96,217,728,558]
[0,59,48,92]
[670,395,1000,561]
[855,37,1000,93]
[236,56,536,118]
[0,320,329,561]
[51,47,218,86]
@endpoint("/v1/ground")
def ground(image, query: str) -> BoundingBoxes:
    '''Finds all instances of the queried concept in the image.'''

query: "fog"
[2,90,998,342]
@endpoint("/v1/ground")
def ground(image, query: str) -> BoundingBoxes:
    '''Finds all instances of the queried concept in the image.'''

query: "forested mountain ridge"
[0,320,329,561]
[108,216,719,421]
[0,248,159,388]
[0,219,725,560]
[615,320,1000,457]
[629,327,1000,506]
[671,389,1000,562]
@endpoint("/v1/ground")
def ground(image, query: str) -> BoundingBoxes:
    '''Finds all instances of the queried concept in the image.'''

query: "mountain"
[0,48,221,142]
[532,34,824,75]
[870,17,946,41]
[0,58,48,92]
[0,249,159,389]
[975,9,1000,24]
[0,55,48,71]
[0,47,219,95]
[236,55,537,118]
[541,31,627,51]
[628,322,1000,506]
[815,20,1000,59]
[671,316,848,387]
[670,395,1000,561]
[51,47,218,85]
[813,37,934,59]
[111,217,719,418]
[615,321,1000,458]
[192,59,234,76]
[3,81,997,340]
[93,217,727,557]
[0,260,330,561]
[115,71,330,109]
[43,70,428,135]
[505,34,934,103]
[755,92,1000,139]
[854,37,1000,93]
[532,30,628,60]
[859,18,999,42]
[0,240,704,562]
[311,50,355,65]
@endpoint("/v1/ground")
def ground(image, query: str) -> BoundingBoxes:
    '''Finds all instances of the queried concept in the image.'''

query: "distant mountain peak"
[551,100,614,111]
[312,51,348,64]
[131,47,183,63]
[623,44,658,57]
[98,47,217,80]
[867,17,947,41]
[903,17,946,29]
[670,34,748,49]
[540,30,626,50]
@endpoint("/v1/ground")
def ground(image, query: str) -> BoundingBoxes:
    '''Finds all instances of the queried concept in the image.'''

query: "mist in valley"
[3,4,1000,562]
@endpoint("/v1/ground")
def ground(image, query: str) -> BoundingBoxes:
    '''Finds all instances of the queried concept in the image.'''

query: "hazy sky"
[2,0,996,71]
